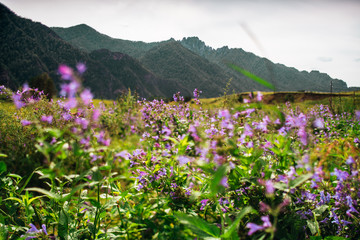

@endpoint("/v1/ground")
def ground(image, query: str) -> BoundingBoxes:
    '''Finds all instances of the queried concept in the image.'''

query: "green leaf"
[210,165,227,196]
[17,168,40,194]
[174,212,221,238]
[324,236,350,240]
[307,220,318,235]
[289,173,313,189]
[58,209,69,240]
[0,161,6,174]
[310,237,322,240]
[228,64,275,91]
[221,206,253,239]
[313,205,328,216]
[25,187,61,201]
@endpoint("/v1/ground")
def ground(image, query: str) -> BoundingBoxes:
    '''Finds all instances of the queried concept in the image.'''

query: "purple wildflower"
[58,64,73,80]
[346,156,355,165]
[80,89,93,105]
[200,199,209,210]
[41,115,53,124]
[12,93,25,109]
[298,127,307,145]
[193,88,202,98]
[355,110,360,121]
[220,176,229,188]
[92,109,101,122]
[265,180,274,195]
[76,62,87,74]
[331,168,349,182]
[246,223,264,236]
[261,216,272,228]
[178,156,190,166]
[21,120,32,126]
[256,91,263,102]
[313,118,325,129]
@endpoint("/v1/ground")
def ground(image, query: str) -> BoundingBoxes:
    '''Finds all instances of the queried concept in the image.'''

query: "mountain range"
[0,3,350,100]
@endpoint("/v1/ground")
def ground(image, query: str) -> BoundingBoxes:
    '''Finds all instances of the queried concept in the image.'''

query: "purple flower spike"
[220,176,229,188]
[21,120,32,126]
[261,215,272,228]
[178,156,190,166]
[313,118,325,129]
[246,223,264,236]
[80,89,93,105]
[355,110,360,121]
[58,64,73,80]
[76,62,87,74]
[12,93,25,109]
[41,224,48,235]
[346,156,355,165]
[265,180,274,195]
[41,115,53,124]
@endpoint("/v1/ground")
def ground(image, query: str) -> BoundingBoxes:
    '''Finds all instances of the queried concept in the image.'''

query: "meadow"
[0,64,359,239]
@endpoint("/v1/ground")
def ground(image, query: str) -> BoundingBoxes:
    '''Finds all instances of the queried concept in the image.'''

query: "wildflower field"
[0,65,359,240]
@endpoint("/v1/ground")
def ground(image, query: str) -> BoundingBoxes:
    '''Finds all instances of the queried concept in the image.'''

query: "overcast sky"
[1,0,359,87]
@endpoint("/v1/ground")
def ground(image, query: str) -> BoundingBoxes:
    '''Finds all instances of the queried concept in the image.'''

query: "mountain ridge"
[0,3,185,99]
[52,24,349,93]
[0,3,351,101]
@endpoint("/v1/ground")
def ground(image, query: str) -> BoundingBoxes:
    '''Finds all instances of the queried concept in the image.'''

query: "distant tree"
[29,73,57,99]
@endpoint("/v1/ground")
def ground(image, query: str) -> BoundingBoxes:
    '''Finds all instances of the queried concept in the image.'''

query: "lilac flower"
[80,89,93,105]
[115,150,131,161]
[298,127,307,145]
[173,93,178,102]
[92,109,101,122]
[256,91,263,102]
[246,223,264,236]
[41,115,53,124]
[62,112,72,121]
[265,180,274,195]
[218,109,231,120]
[243,98,251,103]
[178,156,190,166]
[21,120,32,126]
[64,98,78,110]
[12,93,25,109]
[193,88,202,98]
[355,110,360,121]
[80,137,90,146]
[21,223,48,239]
[200,199,209,210]
[346,156,355,165]
[220,176,229,188]
[58,64,73,80]
[75,118,89,129]
[261,215,272,228]
[241,108,255,117]
[331,168,349,182]
[313,118,325,129]
[76,62,87,74]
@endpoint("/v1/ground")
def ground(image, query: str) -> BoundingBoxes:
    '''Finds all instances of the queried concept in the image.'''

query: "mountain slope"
[180,37,348,92]
[52,24,160,58]
[0,3,179,99]
[53,24,349,93]
[139,41,230,97]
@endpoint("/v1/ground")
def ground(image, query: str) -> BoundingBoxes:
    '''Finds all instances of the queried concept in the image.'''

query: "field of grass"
[0,69,360,239]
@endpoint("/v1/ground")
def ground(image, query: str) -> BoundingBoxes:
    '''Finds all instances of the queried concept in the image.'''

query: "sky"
[1,0,360,87]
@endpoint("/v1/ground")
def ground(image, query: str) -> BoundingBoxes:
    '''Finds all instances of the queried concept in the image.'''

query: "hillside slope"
[0,3,180,99]
[53,24,349,93]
